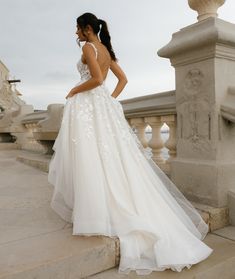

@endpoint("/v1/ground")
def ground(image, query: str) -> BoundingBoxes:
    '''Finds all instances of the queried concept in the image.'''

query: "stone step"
[87,233,235,279]
[0,150,118,279]
[0,228,117,279]
[16,149,50,172]
[1,150,235,279]
[191,201,229,232]
[228,191,235,225]
[213,225,235,241]
[0,142,20,150]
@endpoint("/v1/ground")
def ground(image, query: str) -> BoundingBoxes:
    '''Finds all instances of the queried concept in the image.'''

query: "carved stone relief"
[177,69,212,151]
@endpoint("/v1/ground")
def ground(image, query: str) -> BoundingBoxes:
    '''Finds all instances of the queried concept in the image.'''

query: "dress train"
[48,42,213,275]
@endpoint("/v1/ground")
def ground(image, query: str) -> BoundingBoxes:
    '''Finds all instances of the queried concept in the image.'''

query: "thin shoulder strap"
[86,42,98,59]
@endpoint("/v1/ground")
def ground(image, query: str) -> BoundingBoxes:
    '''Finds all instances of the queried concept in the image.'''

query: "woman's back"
[81,42,111,82]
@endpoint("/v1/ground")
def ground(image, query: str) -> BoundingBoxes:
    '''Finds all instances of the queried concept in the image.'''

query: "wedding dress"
[48,42,213,275]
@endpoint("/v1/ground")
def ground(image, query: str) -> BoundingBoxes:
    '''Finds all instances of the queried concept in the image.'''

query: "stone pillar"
[158,0,235,207]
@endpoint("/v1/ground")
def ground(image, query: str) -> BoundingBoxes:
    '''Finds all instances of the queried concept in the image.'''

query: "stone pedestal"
[158,17,235,207]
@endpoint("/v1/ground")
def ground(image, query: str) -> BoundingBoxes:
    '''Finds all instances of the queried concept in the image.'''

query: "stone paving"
[0,149,235,279]
[0,150,117,279]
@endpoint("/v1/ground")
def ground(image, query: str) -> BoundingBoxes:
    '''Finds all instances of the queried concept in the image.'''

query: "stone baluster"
[144,116,164,164]
[129,117,148,148]
[161,115,177,162]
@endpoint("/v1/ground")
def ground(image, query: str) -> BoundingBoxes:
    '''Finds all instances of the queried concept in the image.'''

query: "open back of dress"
[48,42,213,275]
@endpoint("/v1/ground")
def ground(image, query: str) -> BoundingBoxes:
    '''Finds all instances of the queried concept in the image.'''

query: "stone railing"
[21,104,64,154]
[20,109,48,153]
[16,91,176,175]
[120,90,176,175]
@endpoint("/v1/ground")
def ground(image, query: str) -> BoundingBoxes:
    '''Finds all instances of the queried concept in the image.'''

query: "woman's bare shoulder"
[82,43,97,57]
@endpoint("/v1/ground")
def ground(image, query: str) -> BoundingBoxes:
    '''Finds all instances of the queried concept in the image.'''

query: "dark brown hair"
[76,13,117,61]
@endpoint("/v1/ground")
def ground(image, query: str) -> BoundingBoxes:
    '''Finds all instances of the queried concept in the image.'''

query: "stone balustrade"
[15,91,177,174]
[20,109,48,153]
[21,104,64,154]
[120,90,177,175]
[158,0,235,208]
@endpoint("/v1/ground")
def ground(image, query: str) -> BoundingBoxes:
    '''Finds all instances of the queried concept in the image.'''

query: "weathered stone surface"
[213,225,235,241]
[0,143,20,150]
[0,150,117,279]
[192,201,229,231]
[0,229,116,279]
[1,143,234,279]
[16,150,50,173]
[120,90,176,119]
[87,234,235,279]
[20,104,64,154]
[228,191,235,225]
[221,87,235,123]
[158,17,235,208]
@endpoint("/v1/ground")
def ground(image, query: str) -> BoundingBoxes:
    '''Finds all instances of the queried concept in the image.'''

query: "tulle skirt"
[48,81,213,275]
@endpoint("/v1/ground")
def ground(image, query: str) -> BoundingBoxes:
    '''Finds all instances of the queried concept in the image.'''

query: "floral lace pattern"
[61,42,153,164]
[49,41,213,277]
[77,60,93,82]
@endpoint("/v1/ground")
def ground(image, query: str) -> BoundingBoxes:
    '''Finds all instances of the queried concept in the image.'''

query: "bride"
[48,12,213,275]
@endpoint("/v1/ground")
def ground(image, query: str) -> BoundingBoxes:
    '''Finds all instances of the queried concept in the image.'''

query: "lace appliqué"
[67,96,95,145]
[75,54,153,160]
[77,60,92,81]
[127,125,153,160]
[76,97,94,139]
[109,96,153,161]
[97,139,112,162]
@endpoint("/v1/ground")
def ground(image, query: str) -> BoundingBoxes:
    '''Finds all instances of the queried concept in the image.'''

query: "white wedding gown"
[48,42,213,275]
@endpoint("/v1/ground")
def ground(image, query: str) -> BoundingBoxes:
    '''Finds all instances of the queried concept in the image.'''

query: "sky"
[1,0,235,110]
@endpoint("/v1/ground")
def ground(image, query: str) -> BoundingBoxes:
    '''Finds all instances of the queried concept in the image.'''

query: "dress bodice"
[77,42,98,82]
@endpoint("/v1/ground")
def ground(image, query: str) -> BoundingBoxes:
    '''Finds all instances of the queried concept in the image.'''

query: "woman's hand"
[65,89,76,99]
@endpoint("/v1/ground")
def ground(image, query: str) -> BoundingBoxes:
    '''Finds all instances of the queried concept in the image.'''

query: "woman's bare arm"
[110,60,128,98]
[66,44,103,98]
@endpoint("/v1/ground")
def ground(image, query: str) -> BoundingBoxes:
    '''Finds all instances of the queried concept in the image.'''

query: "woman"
[48,12,213,275]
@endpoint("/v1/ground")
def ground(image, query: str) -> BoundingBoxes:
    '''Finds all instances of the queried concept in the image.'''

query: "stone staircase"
[1,148,235,279]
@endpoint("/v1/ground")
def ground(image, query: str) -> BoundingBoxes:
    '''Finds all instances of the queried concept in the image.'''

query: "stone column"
[158,0,235,207]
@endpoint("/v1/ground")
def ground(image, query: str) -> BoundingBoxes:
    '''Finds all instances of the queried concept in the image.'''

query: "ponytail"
[98,19,117,62]
[76,13,117,61]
